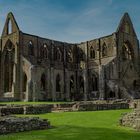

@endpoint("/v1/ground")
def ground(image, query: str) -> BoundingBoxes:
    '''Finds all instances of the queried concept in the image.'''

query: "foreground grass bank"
[0,109,140,140]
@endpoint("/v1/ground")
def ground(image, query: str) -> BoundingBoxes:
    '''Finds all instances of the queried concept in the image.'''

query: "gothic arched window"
[4,40,15,92]
[56,74,61,92]
[28,41,34,56]
[41,73,46,91]
[7,19,12,34]
[56,48,61,61]
[79,76,84,94]
[102,43,107,57]
[124,22,130,34]
[122,42,133,60]
[68,50,73,62]
[91,74,98,91]
[22,72,27,92]
[90,47,95,59]
[42,44,48,59]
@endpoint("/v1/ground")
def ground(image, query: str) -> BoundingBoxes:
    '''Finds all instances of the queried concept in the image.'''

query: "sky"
[0,0,140,43]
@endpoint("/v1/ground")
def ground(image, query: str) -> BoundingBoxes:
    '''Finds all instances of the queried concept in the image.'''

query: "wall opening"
[7,19,12,34]
[56,74,61,92]
[91,74,98,91]
[4,41,15,92]
[22,72,27,92]
[90,47,95,59]
[41,73,46,91]
[28,41,34,56]
[70,75,74,100]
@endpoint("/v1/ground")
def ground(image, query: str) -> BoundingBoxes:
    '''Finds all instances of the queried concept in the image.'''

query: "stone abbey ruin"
[0,12,140,133]
[0,12,140,102]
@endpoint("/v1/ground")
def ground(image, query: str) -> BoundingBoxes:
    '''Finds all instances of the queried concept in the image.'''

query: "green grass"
[0,101,69,105]
[0,109,140,140]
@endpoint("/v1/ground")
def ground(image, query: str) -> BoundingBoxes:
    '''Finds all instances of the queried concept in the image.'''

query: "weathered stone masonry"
[0,12,140,101]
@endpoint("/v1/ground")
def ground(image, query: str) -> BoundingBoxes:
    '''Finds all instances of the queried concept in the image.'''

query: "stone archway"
[78,76,84,100]
[4,40,15,92]
[122,41,134,60]
[22,72,27,92]
[70,75,74,100]
[56,74,62,99]
[91,74,98,91]
[40,73,46,91]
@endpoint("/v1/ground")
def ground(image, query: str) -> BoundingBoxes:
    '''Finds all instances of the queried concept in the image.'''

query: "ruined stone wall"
[0,116,50,134]
[0,12,139,102]
[19,32,78,101]
[116,14,139,90]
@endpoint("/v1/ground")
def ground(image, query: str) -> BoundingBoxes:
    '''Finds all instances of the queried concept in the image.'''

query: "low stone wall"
[0,101,130,115]
[0,116,50,134]
[1,107,24,115]
[120,109,140,131]
[0,104,53,115]
[23,104,53,114]
[76,102,129,111]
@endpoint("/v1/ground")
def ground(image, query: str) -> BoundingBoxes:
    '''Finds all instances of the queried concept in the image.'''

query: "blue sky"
[0,0,140,43]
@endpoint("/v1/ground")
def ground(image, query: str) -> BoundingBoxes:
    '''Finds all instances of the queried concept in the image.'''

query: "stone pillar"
[115,84,119,99]
[99,65,105,99]
[25,80,32,101]
[47,68,51,100]
[65,69,70,101]
[13,43,20,100]
[83,69,88,101]
[51,67,55,101]
[32,81,39,101]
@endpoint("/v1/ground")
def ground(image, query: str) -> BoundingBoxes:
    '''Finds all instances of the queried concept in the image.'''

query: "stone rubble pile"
[120,109,140,130]
[0,116,50,134]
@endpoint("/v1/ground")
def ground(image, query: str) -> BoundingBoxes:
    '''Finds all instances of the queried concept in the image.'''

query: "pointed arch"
[22,72,27,92]
[67,49,73,62]
[2,12,19,36]
[91,74,98,91]
[102,43,107,57]
[56,74,61,92]
[4,40,15,92]
[90,46,95,59]
[43,44,49,59]
[40,73,46,91]
[28,41,34,56]
[122,41,134,60]
[79,76,84,94]
[8,19,12,34]
[56,48,61,61]
[124,22,130,34]
[70,75,74,100]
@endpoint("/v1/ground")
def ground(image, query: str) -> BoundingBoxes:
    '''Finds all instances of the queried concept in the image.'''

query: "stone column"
[65,69,70,101]
[99,65,105,99]
[25,80,32,101]
[51,67,55,101]
[83,69,88,101]
[32,81,40,101]
[13,43,20,100]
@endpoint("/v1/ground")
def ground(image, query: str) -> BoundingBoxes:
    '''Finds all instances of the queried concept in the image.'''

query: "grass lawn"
[0,109,140,140]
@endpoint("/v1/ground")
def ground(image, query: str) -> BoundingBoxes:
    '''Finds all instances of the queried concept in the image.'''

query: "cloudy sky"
[0,0,140,43]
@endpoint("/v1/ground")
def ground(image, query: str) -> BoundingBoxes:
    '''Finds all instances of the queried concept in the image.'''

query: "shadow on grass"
[0,125,140,140]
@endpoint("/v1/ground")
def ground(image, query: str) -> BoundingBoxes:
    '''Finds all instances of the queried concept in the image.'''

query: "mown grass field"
[0,109,140,140]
